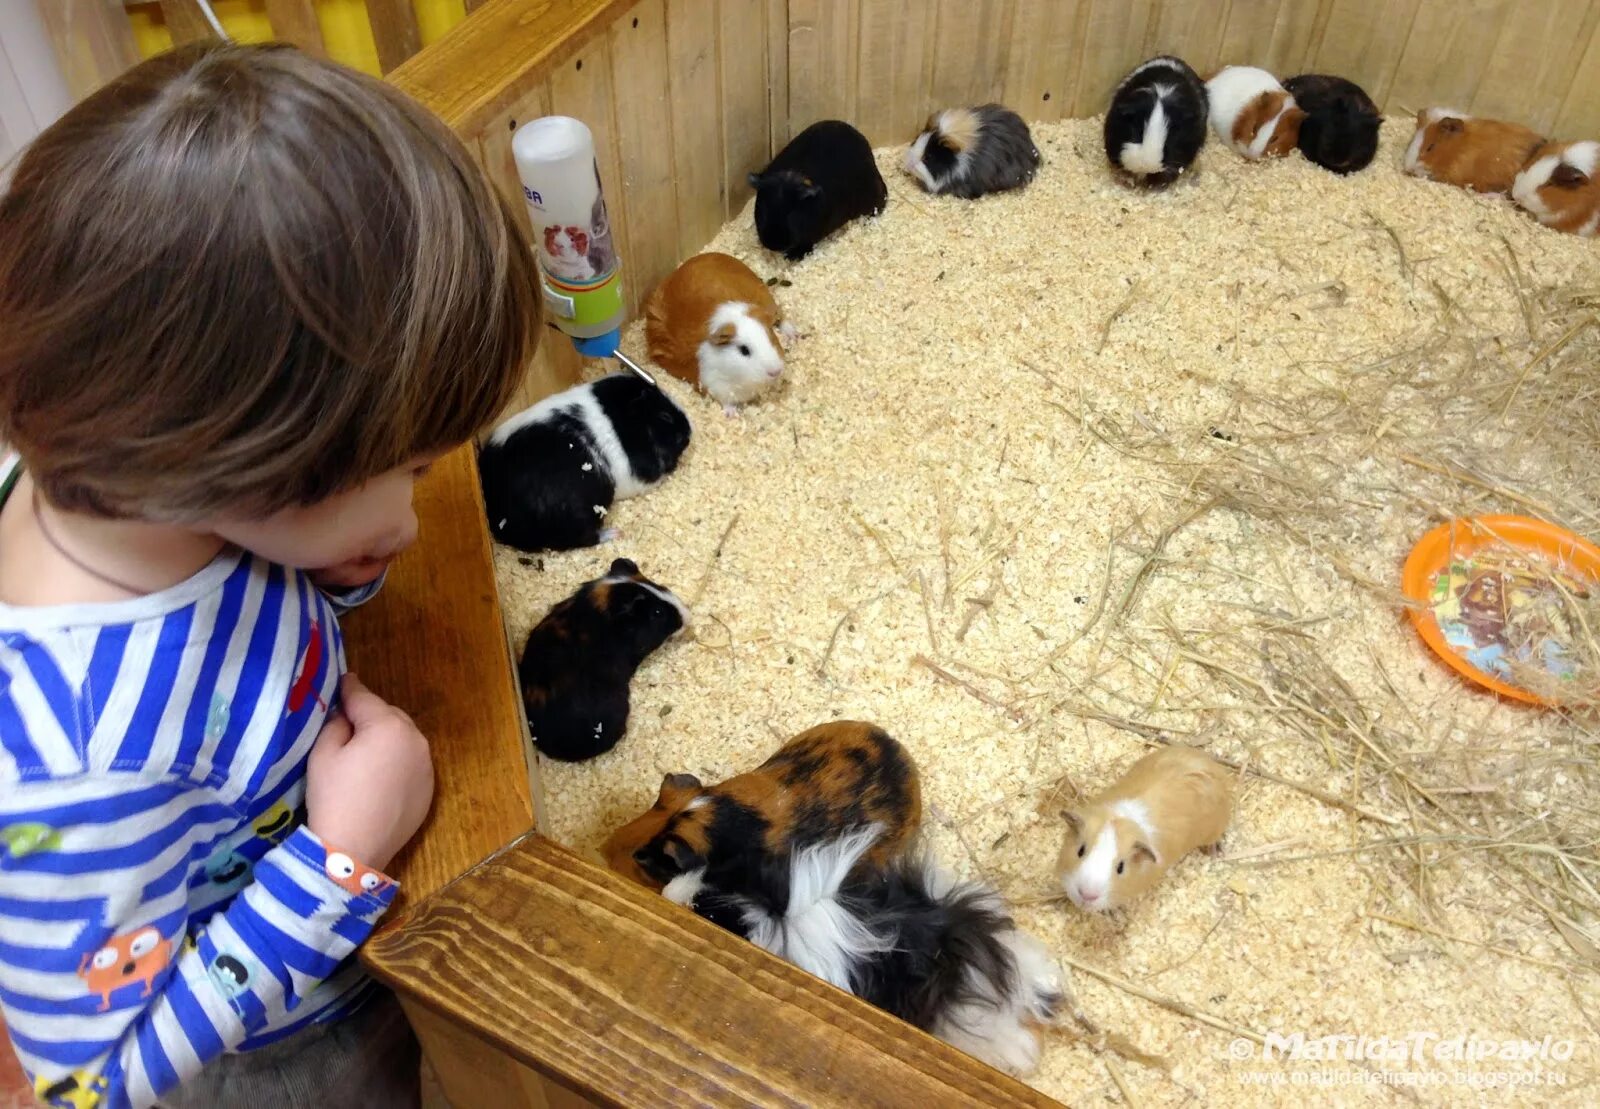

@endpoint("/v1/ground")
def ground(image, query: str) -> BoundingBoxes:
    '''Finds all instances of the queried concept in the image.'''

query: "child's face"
[209,455,441,587]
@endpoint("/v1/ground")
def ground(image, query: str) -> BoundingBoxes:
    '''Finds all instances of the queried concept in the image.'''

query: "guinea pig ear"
[1550,163,1590,188]
[709,323,737,346]
[1061,809,1084,834]
[1131,840,1159,866]
[1438,116,1464,135]
[747,171,764,188]
[608,557,641,578]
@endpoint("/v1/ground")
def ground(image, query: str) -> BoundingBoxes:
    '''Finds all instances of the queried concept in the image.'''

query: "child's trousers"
[160,988,420,1108]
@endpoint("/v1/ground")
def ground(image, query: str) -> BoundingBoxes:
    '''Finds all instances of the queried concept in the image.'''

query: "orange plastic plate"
[1401,515,1600,706]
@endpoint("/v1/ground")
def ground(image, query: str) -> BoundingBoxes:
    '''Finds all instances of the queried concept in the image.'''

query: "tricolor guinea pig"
[1403,109,1544,194]
[664,825,1062,1077]
[750,120,887,261]
[1206,66,1305,160]
[541,224,596,281]
[904,104,1041,199]
[1513,140,1600,236]
[479,374,691,552]
[602,721,921,891]
[520,559,688,762]
[1104,55,1209,187]
[1056,745,1233,912]
[1282,73,1380,174]
[645,252,795,414]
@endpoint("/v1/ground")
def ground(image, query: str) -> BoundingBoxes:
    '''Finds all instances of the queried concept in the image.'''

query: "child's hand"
[305,673,434,873]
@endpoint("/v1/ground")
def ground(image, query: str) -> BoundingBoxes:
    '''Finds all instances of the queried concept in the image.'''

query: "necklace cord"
[31,487,147,596]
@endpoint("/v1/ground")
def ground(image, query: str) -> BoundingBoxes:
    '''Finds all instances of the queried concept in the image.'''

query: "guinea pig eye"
[738,344,751,357]
[1116,860,1126,875]
[1076,844,1085,858]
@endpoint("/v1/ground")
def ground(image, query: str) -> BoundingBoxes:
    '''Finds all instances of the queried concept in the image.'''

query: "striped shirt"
[0,456,397,1109]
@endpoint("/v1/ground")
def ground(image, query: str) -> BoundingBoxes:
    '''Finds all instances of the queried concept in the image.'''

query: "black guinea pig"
[749,120,887,261]
[519,558,688,762]
[1282,73,1380,174]
[904,104,1041,198]
[479,374,691,552]
[1104,56,1209,187]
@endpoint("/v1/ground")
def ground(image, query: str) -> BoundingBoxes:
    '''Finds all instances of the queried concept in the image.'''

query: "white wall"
[0,0,74,164]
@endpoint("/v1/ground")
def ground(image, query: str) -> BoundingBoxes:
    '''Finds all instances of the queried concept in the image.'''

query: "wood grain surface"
[362,832,1062,1108]
[341,444,535,915]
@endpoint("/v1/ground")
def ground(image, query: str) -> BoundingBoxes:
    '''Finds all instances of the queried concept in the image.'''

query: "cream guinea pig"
[1402,108,1544,194]
[1205,65,1305,160]
[1513,140,1599,236]
[1056,745,1233,912]
[645,252,795,414]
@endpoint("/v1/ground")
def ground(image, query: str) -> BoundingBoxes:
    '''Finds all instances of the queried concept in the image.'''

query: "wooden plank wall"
[458,0,787,412]
[776,0,1600,148]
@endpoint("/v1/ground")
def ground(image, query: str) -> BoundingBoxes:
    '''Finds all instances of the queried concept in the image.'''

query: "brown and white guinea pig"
[750,120,887,261]
[1104,55,1209,187]
[1205,65,1305,160]
[1403,108,1544,194]
[1282,73,1380,174]
[519,558,688,762]
[904,105,1042,199]
[1055,745,1233,912]
[602,721,921,892]
[644,253,795,414]
[1513,140,1600,236]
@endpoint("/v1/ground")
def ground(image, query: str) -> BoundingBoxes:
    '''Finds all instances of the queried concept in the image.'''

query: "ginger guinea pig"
[645,252,794,414]
[602,721,922,891]
[1513,140,1600,236]
[1403,109,1544,194]
[1206,66,1305,160]
[1056,745,1233,912]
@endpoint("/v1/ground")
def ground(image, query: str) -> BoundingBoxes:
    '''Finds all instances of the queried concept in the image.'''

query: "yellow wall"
[127,1,467,76]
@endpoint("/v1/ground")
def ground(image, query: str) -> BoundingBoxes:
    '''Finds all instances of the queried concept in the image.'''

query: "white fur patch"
[1120,95,1169,175]
[931,927,1060,1077]
[684,794,711,811]
[1402,125,1428,176]
[663,868,706,906]
[1579,210,1600,237]
[1125,56,1183,83]
[1109,798,1157,862]
[600,572,692,628]
[1565,140,1600,177]
[697,302,784,409]
[1068,822,1118,909]
[743,825,894,992]
[484,381,652,499]
[904,131,938,191]
[1245,102,1293,159]
[1513,153,1562,219]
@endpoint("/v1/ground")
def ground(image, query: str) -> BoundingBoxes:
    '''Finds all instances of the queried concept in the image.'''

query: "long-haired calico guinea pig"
[1403,108,1544,194]
[666,826,1063,1077]
[602,721,921,891]
[1056,745,1233,912]
[904,105,1041,199]
[1514,141,1600,236]
[750,119,887,261]
[1206,65,1305,160]
[1282,73,1380,174]
[644,252,795,414]
[519,558,687,762]
[479,374,691,552]
[1104,55,1208,187]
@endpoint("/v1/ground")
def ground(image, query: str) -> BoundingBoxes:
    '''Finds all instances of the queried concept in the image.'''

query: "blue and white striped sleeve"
[0,778,396,1109]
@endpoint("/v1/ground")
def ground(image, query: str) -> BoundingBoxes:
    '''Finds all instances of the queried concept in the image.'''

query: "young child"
[0,43,539,1108]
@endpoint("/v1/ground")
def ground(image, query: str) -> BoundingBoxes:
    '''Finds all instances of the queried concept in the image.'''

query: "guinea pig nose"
[766,366,783,378]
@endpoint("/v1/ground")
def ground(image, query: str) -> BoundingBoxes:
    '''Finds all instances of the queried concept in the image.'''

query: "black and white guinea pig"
[479,374,691,552]
[904,105,1041,198]
[749,119,887,261]
[1103,56,1209,187]
[1282,74,1381,174]
[519,558,688,762]
[664,826,1063,1077]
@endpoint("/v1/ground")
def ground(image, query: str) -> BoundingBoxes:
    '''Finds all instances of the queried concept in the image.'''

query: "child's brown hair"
[0,42,540,520]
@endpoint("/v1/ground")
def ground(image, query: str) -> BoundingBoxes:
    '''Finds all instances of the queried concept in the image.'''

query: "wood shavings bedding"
[492,118,1600,1105]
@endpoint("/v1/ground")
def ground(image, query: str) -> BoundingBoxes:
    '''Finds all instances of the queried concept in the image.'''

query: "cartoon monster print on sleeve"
[251,800,295,845]
[34,1071,110,1109]
[76,926,172,1011]
[324,850,391,898]
[1,822,63,860]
